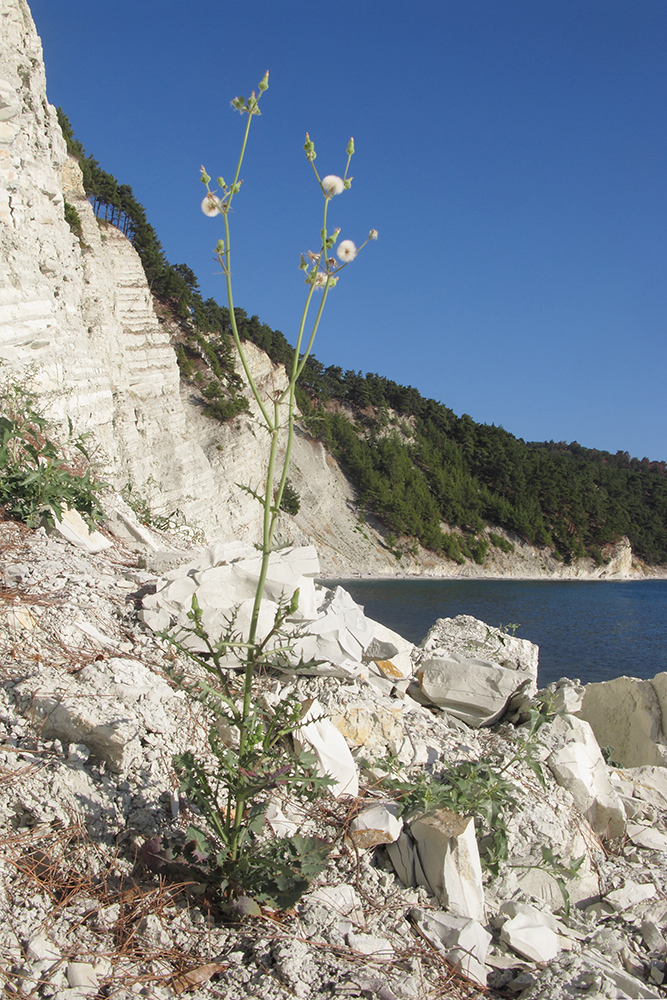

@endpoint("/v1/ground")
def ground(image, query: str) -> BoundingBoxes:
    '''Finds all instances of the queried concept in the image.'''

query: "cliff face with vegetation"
[1,0,665,579]
[0,0,393,576]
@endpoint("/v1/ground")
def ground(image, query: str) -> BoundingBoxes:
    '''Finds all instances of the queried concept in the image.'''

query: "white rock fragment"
[542,678,586,714]
[605,879,657,912]
[363,619,415,680]
[26,933,60,962]
[627,823,667,852]
[308,884,365,931]
[641,920,667,955]
[500,912,561,964]
[295,699,358,798]
[546,713,626,839]
[581,948,663,999]
[265,800,298,838]
[346,931,394,961]
[578,673,667,768]
[52,507,112,554]
[610,765,667,816]
[388,809,485,921]
[66,962,99,994]
[349,802,403,847]
[74,619,121,650]
[417,653,535,727]
[411,907,491,986]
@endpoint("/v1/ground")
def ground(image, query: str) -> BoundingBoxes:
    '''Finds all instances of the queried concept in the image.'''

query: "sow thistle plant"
[154,72,377,909]
[0,367,103,529]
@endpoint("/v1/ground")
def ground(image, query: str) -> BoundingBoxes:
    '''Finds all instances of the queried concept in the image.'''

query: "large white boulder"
[577,673,667,768]
[419,615,539,678]
[388,808,485,921]
[546,714,626,840]
[143,547,378,678]
[416,653,535,727]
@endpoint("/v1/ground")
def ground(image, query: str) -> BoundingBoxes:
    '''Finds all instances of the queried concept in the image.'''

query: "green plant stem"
[201,97,354,871]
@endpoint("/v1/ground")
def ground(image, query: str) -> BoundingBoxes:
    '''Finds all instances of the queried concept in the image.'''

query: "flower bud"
[304,133,316,161]
[258,71,269,91]
[216,240,225,253]
[200,166,211,185]
[368,229,378,240]
[346,137,355,157]
[217,177,226,188]
[343,178,352,190]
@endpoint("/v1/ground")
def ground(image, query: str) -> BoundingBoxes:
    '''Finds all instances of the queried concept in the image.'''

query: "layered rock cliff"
[0,0,655,580]
[0,0,396,575]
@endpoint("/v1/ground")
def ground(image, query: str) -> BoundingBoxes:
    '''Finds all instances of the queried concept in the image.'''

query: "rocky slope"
[2,510,667,999]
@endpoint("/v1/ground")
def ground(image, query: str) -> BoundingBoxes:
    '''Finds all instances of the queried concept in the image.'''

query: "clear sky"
[28,0,666,462]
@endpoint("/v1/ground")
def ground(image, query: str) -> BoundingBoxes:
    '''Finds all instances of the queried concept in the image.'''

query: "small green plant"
[480,621,521,659]
[160,594,334,907]
[379,704,551,876]
[0,368,103,528]
[121,478,203,541]
[507,846,585,918]
[64,200,83,240]
[151,73,377,909]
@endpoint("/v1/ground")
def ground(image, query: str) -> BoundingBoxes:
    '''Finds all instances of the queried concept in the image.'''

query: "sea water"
[324,578,667,688]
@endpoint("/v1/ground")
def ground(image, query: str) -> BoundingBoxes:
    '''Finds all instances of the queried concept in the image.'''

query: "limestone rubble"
[2,514,667,999]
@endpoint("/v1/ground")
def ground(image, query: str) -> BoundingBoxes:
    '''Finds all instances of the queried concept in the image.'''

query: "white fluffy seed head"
[336,239,357,262]
[321,175,345,197]
[201,193,221,217]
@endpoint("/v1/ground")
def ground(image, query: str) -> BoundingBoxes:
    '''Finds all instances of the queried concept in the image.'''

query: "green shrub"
[64,200,83,239]
[489,531,515,554]
[0,370,103,528]
[279,478,301,515]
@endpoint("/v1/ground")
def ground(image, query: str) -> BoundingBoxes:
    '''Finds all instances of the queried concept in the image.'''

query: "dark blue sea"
[324,578,667,688]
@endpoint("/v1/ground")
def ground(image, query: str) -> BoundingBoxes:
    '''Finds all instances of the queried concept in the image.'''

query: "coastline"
[321,570,667,583]
[317,575,667,687]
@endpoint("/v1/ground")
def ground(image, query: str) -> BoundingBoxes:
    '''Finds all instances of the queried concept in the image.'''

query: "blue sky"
[29,0,666,462]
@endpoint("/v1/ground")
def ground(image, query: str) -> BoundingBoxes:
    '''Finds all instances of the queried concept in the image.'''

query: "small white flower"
[336,239,357,263]
[201,193,221,217]
[309,271,337,290]
[368,229,378,240]
[321,175,345,197]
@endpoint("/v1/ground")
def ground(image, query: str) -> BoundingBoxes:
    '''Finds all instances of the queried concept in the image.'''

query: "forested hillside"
[59,112,667,567]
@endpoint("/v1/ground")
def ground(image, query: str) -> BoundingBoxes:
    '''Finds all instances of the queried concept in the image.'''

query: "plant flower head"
[201,193,222,217]
[321,175,345,198]
[336,240,357,263]
[309,271,338,290]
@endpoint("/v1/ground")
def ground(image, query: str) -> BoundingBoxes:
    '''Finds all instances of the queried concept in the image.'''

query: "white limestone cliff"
[0,0,399,575]
[0,0,659,580]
